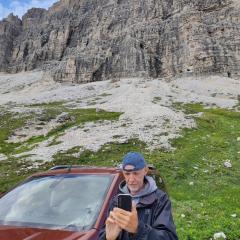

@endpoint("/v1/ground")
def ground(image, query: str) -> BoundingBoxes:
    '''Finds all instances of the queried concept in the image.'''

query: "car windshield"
[0,174,113,230]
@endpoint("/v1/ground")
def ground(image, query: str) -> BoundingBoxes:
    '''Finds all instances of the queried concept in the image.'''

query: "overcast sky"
[0,0,58,20]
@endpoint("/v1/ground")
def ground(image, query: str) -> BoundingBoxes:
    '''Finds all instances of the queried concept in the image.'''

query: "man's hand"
[112,204,138,233]
[105,211,122,240]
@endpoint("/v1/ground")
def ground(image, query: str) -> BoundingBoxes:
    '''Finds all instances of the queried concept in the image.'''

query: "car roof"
[30,165,123,178]
[26,164,165,190]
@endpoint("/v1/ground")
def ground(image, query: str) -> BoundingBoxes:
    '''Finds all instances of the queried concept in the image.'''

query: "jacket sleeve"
[98,221,107,240]
[133,192,178,240]
[98,202,110,240]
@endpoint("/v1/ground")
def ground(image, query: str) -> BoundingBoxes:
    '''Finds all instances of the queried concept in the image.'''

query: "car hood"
[0,226,96,240]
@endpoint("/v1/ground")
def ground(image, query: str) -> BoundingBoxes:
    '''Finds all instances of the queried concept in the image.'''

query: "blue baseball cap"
[122,152,147,171]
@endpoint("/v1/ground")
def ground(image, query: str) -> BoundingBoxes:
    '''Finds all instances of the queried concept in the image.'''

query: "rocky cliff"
[0,0,239,83]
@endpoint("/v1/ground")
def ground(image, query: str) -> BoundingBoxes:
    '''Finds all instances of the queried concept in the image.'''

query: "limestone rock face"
[0,14,22,72]
[0,0,239,82]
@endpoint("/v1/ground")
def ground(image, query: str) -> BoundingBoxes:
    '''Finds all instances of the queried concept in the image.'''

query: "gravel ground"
[0,71,239,161]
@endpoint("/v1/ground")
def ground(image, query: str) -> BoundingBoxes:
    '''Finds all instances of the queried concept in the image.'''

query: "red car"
[0,165,161,240]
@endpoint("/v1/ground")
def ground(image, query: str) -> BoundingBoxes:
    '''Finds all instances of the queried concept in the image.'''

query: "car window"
[0,174,113,230]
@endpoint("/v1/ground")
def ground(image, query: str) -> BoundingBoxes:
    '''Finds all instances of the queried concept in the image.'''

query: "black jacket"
[99,188,178,240]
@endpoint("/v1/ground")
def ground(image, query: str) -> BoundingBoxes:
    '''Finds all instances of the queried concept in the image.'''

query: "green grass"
[29,103,122,145]
[0,102,122,191]
[47,107,122,137]
[0,157,40,192]
[0,109,32,155]
[152,96,162,103]
[0,103,239,239]
[0,102,122,156]
[153,103,240,239]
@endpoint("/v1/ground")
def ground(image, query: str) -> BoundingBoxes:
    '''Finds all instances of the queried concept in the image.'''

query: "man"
[99,151,178,240]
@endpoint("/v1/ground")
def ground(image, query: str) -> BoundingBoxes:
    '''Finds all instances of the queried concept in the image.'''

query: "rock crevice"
[0,0,239,82]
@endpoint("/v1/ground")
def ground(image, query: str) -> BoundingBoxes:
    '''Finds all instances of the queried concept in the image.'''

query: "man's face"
[123,166,148,195]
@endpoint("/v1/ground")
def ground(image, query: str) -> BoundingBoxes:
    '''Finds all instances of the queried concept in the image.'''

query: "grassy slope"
[0,102,122,191]
[159,104,240,239]
[0,103,239,239]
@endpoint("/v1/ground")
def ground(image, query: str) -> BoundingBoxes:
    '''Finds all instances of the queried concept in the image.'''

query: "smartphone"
[117,194,132,212]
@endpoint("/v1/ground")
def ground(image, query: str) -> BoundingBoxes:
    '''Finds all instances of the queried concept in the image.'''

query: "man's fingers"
[114,216,130,229]
[110,206,138,233]
[114,211,131,222]
[107,211,117,223]
[114,213,137,233]
[106,217,115,224]
[113,207,131,215]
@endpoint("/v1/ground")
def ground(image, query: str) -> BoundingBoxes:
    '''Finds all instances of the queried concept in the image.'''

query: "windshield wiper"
[63,224,81,231]
[63,223,90,231]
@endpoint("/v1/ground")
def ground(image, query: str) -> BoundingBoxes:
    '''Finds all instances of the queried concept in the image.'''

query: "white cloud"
[0,0,58,20]
[0,3,9,20]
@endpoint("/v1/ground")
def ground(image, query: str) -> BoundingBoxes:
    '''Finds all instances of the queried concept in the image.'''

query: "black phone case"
[117,194,132,211]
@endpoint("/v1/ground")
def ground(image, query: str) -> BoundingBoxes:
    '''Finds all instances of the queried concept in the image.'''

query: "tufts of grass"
[50,139,146,167]
[0,102,122,156]
[99,93,112,97]
[42,108,122,145]
[0,157,44,192]
[28,101,66,108]
[0,102,122,190]
[0,110,32,155]
[152,96,162,104]
[0,103,239,239]
[156,103,240,239]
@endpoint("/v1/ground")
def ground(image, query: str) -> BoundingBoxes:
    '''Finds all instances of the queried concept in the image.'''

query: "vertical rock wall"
[0,0,239,82]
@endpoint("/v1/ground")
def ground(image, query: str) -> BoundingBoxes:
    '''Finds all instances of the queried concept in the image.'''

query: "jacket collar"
[137,190,158,206]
